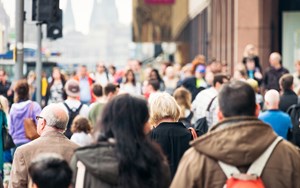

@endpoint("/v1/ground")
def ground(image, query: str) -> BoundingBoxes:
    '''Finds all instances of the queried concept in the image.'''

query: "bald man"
[263,52,289,91]
[259,89,292,139]
[9,104,79,188]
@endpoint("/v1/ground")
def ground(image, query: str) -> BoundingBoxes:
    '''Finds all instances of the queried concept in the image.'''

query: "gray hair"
[41,104,69,130]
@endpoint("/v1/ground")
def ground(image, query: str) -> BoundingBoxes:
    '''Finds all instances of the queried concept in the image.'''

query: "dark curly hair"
[14,79,29,102]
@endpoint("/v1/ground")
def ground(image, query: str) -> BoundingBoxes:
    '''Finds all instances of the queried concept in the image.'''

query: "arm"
[9,148,28,188]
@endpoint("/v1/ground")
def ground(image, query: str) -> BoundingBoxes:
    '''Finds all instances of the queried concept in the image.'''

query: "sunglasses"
[36,116,44,121]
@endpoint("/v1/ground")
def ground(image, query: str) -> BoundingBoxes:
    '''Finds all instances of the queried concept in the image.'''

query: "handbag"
[1,111,15,150]
[24,102,39,140]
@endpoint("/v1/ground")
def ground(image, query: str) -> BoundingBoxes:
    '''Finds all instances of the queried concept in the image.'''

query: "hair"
[279,74,293,91]
[147,79,160,91]
[124,69,136,86]
[0,95,9,114]
[243,44,256,57]
[191,55,206,74]
[0,68,6,75]
[173,87,192,118]
[218,81,256,117]
[29,154,72,188]
[48,67,67,99]
[104,83,117,96]
[149,92,180,125]
[71,116,91,134]
[14,79,30,102]
[213,74,229,87]
[92,83,103,97]
[96,94,167,188]
[41,104,69,130]
[150,69,163,82]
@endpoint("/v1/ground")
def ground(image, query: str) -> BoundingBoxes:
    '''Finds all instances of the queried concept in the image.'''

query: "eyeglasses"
[36,116,44,121]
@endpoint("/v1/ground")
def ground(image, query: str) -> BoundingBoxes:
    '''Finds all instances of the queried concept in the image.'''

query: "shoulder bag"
[24,102,39,140]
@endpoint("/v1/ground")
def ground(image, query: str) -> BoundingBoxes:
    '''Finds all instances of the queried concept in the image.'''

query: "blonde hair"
[243,44,256,57]
[0,95,9,114]
[173,87,191,118]
[149,92,180,125]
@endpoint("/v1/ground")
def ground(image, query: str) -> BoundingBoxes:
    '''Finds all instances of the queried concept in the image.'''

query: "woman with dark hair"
[9,79,41,156]
[46,67,67,105]
[149,68,165,91]
[71,94,170,188]
[120,69,141,95]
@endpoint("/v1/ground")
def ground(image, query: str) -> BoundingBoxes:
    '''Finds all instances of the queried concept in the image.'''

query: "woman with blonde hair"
[173,87,193,127]
[242,44,262,71]
[149,92,193,178]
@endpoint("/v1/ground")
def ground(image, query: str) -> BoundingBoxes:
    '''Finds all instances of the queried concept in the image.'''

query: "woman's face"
[127,71,134,81]
[150,71,158,80]
[52,69,61,79]
[246,60,255,70]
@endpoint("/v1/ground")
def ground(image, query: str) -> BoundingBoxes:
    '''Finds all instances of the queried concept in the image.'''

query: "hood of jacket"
[191,116,278,166]
[11,100,32,116]
[74,141,119,185]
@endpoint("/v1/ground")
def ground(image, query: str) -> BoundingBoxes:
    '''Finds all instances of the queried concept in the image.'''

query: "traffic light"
[32,0,60,22]
[47,9,63,39]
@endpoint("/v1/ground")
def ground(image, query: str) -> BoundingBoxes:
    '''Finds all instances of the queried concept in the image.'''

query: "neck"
[156,118,176,126]
[41,126,63,136]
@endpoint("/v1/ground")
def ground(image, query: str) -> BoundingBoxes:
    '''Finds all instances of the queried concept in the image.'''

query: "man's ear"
[217,107,224,122]
[255,103,261,117]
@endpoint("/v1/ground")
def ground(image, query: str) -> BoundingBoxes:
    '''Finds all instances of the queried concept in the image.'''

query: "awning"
[189,0,211,20]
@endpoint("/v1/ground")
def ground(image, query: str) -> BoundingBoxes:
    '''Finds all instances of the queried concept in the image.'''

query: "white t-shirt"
[70,132,93,146]
[59,99,89,118]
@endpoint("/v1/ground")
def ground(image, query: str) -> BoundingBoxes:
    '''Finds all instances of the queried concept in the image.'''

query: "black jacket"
[263,66,289,91]
[279,89,298,112]
[150,122,192,178]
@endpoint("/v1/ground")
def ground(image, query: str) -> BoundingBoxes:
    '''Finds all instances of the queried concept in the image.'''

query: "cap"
[65,79,80,97]
[196,64,206,74]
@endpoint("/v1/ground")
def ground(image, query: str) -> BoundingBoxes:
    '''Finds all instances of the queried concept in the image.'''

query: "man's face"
[97,64,105,73]
[78,67,87,77]
[0,71,6,82]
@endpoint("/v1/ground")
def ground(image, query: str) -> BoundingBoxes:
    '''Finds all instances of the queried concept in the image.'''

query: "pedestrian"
[71,94,170,187]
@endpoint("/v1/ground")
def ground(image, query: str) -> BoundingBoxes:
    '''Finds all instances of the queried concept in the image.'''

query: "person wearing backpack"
[60,79,89,139]
[171,81,300,188]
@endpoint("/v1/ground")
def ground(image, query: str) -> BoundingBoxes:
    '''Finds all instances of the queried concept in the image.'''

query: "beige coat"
[9,131,79,188]
[171,117,300,188]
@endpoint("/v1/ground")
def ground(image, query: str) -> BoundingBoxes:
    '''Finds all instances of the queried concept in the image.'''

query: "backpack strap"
[218,137,282,178]
[247,137,282,176]
[64,102,83,113]
[75,160,86,188]
[206,96,217,112]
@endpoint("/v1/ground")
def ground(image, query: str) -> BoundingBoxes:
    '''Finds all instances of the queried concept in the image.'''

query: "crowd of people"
[0,44,298,187]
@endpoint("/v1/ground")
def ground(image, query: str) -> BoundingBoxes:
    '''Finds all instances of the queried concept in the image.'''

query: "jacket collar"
[191,116,277,166]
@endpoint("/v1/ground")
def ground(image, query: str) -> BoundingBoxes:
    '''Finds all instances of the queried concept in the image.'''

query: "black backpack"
[63,102,83,139]
[193,96,217,136]
[287,104,300,147]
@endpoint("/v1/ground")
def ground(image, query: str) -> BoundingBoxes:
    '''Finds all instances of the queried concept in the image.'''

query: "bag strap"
[64,102,83,113]
[218,137,282,178]
[206,96,217,112]
[75,160,86,188]
[188,127,198,140]
[247,137,282,176]
[28,102,34,119]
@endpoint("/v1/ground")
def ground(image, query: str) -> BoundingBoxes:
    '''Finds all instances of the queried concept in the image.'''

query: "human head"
[173,87,192,118]
[295,60,300,74]
[125,69,136,84]
[0,95,9,114]
[77,65,88,78]
[37,104,69,134]
[71,116,91,134]
[243,44,256,57]
[0,68,7,82]
[191,54,206,74]
[96,62,106,73]
[14,79,29,102]
[213,73,229,90]
[208,58,222,74]
[92,83,103,98]
[264,89,280,110]
[149,92,180,125]
[149,69,162,81]
[279,74,294,91]
[108,65,116,76]
[64,79,80,98]
[146,79,160,93]
[165,66,175,79]
[104,83,118,99]
[97,94,149,141]
[218,81,257,118]
[246,79,259,93]
[52,67,64,81]
[195,64,206,79]
[269,52,281,67]
[29,154,72,188]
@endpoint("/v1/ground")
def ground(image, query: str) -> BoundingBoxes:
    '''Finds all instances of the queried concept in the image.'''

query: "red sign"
[144,0,175,4]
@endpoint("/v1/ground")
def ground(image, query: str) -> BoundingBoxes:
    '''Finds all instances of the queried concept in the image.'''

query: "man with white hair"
[9,104,79,188]
[259,89,292,139]
[263,52,289,91]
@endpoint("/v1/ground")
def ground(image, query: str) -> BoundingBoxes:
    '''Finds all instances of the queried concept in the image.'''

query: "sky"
[2,0,132,34]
